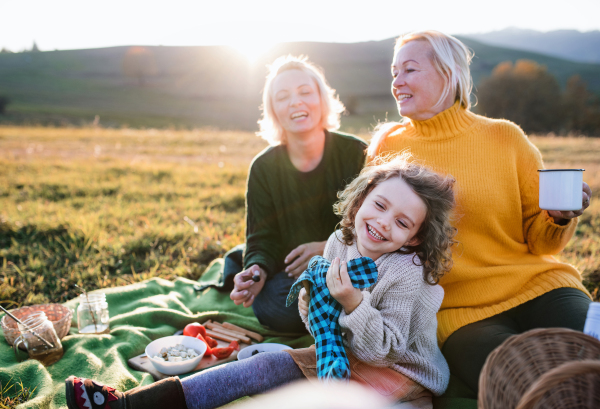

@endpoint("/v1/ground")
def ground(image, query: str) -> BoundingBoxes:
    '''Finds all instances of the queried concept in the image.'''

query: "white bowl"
[237,343,292,360]
[145,335,207,375]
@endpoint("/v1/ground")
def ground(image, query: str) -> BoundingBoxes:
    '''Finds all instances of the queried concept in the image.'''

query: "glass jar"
[13,312,64,366]
[77,292,110,334]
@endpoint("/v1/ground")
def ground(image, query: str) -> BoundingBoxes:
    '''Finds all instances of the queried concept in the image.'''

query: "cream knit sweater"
[301,231,450,396]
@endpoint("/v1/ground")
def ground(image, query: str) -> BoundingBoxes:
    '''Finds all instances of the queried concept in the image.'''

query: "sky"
[2,0,599,59]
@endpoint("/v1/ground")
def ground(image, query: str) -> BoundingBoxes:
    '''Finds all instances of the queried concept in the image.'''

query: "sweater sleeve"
[338,260,422,367]
[515,127,578,255]
[243,160,283,278]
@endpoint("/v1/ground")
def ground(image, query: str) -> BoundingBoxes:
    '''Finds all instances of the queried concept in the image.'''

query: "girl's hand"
[284,241,326,278]
[298,287,310,318]
[547,182,592,224]
[230,265,266,308]
[326,257,363,314]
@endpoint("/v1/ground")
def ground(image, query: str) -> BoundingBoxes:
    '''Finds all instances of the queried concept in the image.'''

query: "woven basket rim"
[479,328,600,409]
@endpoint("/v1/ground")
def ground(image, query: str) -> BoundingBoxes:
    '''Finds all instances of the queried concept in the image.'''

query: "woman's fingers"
[284,245,305,265]
[230,265,266,307]
[242,293,255,308]
[583,182,592,210]
[285,241,327,277]
[287,257,309,278]
[230,288,251,305]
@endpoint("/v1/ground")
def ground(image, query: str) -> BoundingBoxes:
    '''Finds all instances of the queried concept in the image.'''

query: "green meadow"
[0,127,599,308]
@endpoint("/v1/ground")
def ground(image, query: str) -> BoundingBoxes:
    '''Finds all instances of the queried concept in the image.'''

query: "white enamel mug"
[538,169,584,211]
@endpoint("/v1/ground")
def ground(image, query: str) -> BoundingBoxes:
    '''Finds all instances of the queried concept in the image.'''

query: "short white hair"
[395,30,473,110]
[257,55,345,146]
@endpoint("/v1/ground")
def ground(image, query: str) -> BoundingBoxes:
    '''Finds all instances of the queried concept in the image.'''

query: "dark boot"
[65,376,188,409]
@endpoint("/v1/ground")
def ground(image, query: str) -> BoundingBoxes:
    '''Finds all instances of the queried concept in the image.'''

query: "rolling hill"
[1,36,599,130]
[463,28,600,64]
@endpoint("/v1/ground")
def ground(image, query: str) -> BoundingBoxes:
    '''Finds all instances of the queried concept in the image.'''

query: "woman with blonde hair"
[228,55,367,333]
[368,30,593,398]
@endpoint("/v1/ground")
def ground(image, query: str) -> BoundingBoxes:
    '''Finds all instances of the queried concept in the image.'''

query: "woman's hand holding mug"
[539,169,592,224]
[547,181,592,224]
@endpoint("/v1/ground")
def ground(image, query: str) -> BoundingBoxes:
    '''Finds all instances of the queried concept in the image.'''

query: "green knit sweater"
[244,131,367,278]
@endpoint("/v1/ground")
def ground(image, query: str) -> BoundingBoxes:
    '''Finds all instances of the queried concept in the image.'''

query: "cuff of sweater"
[542,210,578,229]
[339,291,373,332]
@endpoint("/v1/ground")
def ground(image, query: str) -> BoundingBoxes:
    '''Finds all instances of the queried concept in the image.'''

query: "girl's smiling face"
[354,177,427,261]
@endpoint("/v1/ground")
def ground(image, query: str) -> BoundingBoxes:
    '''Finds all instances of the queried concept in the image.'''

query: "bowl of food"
[145,335,207,375]
[237,343,292,360]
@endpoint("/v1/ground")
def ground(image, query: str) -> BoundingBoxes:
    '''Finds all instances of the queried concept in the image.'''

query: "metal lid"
[538,169,585,172]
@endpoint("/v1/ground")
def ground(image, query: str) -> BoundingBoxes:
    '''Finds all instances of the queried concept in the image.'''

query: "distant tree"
[563,75,600,135]
[0,47,13,53]
[122,46,158,86]
[476,60,563,134]
[0,96,10,115]
[31,41,40,52]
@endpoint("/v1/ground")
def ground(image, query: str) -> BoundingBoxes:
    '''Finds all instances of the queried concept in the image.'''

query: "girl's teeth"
[367,225,385,240]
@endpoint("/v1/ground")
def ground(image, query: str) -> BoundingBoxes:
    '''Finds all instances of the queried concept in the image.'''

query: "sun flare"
[230,40,275,63]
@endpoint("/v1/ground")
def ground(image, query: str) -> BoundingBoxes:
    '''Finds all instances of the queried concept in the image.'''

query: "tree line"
[476,60,600,136]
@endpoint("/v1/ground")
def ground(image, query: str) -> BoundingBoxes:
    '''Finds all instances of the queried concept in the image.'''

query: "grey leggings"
[181,351,305,409]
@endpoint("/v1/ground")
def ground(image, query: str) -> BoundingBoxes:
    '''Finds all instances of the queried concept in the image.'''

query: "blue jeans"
[252,271,308,334]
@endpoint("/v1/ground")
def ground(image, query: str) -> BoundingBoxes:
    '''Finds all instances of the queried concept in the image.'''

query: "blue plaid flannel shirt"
[286,255,378,380]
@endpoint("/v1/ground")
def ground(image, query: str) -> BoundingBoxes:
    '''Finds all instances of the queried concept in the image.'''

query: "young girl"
[65,154,456,409]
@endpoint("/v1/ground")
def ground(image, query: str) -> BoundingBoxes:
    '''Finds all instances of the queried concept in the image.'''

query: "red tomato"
[211,346,234,359]
[183,323,207,338]
[195,334,212,356]
[204,335,218,348]
[211,341,240,359]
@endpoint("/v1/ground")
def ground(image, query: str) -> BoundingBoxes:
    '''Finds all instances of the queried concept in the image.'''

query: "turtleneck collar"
[407,101,476,139]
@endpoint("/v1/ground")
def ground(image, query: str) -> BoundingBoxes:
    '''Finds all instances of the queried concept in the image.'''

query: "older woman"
[229,56,367,333]
[368,31,593,395]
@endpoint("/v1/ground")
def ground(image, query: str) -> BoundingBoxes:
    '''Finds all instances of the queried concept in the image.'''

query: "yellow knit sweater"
[371,102,590,345]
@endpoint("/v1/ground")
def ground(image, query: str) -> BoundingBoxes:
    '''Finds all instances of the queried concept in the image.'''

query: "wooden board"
[128,338,255,381]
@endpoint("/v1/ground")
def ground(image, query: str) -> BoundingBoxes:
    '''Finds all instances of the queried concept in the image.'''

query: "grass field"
[0,126,599,308]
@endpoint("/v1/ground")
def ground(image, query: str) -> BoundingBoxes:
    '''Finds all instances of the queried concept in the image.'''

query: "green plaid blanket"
[0,259,313,409]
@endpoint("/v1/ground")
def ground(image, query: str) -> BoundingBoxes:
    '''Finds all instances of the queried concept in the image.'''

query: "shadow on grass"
[0,220,226,308]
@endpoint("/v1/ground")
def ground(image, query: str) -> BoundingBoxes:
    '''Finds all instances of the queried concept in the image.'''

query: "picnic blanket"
[0,259,313,409]
[0,258,476,409]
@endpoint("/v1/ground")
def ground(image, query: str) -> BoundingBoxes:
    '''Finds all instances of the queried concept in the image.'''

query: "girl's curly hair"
[333,152,457,285]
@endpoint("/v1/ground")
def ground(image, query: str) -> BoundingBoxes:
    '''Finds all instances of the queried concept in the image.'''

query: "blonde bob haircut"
[257,55,345,146]
[395,30,474,111]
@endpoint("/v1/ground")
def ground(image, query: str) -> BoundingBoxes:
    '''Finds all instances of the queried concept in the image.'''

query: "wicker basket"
[478,328,600,409]
[1,304,73,346]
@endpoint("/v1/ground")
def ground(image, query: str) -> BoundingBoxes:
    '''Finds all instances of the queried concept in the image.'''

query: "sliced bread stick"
[205,329,240,343]
[222,322,264,342]
[205,323,251,343]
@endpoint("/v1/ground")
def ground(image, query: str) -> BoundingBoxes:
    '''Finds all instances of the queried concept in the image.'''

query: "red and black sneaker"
[65,376,124,409]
